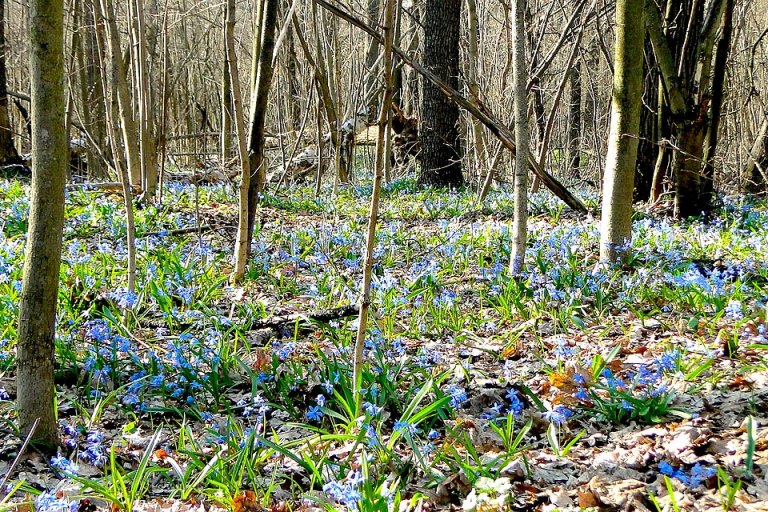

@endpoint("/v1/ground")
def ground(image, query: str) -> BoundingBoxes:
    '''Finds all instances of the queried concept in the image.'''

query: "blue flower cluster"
[659,461,717,488]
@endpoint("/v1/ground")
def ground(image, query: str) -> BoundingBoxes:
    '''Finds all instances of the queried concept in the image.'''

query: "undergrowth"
[0,177,766,511]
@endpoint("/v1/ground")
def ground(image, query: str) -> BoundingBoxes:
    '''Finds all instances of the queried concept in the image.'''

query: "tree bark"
[744,115,768,195]
[221,1,233,166]
[466,0,488,184]
[246,0,279,255]
[18,0,67,448]
[228,0,252,283]
[418,0,463,188]
[644,0,729,218]
[599,0,645,262]
[567,56,582,175]
[353,0,395,406]
[0,0,20,166]
[101,0,142,190]
[510,0,528,274]
[702,0,733,194]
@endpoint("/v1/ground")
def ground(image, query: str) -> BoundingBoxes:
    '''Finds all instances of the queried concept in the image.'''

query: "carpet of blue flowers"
[0,177,767,511]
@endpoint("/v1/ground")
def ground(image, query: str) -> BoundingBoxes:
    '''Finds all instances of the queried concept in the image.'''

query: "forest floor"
[0,176,767,512]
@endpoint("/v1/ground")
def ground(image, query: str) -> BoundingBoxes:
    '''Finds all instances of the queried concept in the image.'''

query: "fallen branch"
[140,304,360,334]
[248,304,360,331]
[66,182,140,193]
[316,0,587,214]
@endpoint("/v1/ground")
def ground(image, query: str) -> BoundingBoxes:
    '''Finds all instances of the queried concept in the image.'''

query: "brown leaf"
[233,491,264,512]
[577,491,599,508]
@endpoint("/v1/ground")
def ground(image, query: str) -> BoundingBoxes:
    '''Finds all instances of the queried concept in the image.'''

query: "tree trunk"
[418,0,463,188]
[702,0,733,193]
[0,0,20,166]
[644,0,729,218]
[228,0,252,283]
[510,0,528,274]
[221,2,233,166]
[77,0,107,178]
[467,0,488,185]
[353,0,395,404]
[744,115,768,195]
[246,0,279,255]
[101,0,142,190]
[635,37,659,201]
[364,0,381,116]
[567,56,582,175]
[18,0,67,448]
[285,17,301,131]
[599,0,645,262]
[129,0,158,201]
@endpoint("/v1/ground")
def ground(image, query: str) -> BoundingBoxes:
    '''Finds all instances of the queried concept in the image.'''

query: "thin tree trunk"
[129,0,157,201]
[599,0,645,262]
[245,0,279,256]
[18,0,67,447]
[568,57,582,174]
[510,0,528,274]
[0,0,20,165]
[466,0,488,184]
[702,0,733,192]
[285,16,301,131]
[221,2,233,166]
[353,0,395,407]
[364,0,381,115]
[101,0,142,190]
[744,115,768,194]
[228,0,251,283]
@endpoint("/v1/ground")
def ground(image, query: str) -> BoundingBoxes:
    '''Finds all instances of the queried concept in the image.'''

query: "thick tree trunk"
[644,0,728,218]
[0,0,20,166]
[246,0,279,254]
[18,0,66,448]
[510,0,528,274]
[418,0,463,188]
[674,120,708,218]
[599,0,645,262]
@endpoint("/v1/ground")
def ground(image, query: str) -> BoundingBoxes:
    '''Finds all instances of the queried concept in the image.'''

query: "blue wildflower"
[394,420,419,436]
[306,405,324,421]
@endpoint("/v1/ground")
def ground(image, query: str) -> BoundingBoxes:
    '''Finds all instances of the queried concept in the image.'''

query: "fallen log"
[140,304,360,334]
[316,0,588,214]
